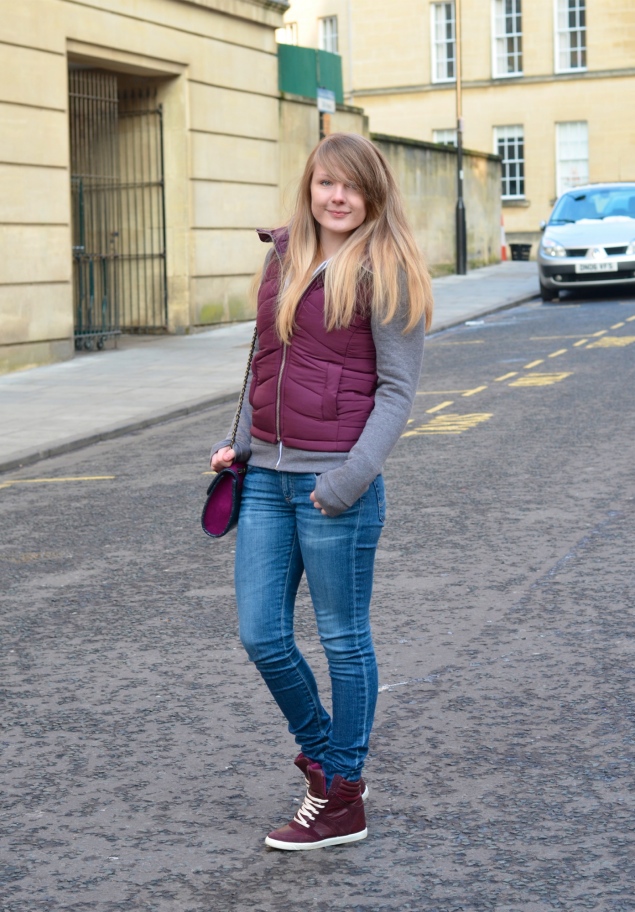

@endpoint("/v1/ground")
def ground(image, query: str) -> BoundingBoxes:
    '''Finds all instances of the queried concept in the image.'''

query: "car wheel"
[540,282,560,303]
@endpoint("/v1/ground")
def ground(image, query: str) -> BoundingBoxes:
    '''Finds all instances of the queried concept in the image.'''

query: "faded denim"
[235,466,385,783]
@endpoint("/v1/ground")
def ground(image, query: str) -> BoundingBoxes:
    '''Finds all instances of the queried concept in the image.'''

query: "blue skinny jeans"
[235,466,385,784]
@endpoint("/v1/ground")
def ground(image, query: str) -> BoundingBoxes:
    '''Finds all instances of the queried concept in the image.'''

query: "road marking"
[524,359,544,369]
[426,401,454,413]
[462,385,487,397]
[1,550,68,564]
[627,315,635,322]
[611,322,625,329]
[548,348,567,358]
[573,339,588,347]
[591,330,608,337]
[509,372,572,387]
[586,335,635,349]
[402,413,493,437]
[494,372,518,381]
[0,475,115,490]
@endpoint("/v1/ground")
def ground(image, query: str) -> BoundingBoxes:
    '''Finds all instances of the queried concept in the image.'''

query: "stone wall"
[276,103,501,276]
[371,134,501,274]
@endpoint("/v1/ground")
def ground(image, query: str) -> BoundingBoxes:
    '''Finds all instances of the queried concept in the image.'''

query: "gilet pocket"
[322,362,343,421]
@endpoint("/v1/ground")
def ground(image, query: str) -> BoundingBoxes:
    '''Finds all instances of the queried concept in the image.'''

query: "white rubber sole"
[265,828,368,851]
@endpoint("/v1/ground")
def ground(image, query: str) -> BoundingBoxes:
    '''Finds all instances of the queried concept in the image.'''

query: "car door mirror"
[539,220,547,232]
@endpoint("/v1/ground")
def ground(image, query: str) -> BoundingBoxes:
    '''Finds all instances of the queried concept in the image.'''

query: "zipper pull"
[275,440,283,469]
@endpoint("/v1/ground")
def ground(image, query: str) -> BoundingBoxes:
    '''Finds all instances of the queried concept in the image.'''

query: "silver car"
[537,182,635,302]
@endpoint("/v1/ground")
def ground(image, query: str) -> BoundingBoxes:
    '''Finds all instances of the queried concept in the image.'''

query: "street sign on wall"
[317,87,336,114]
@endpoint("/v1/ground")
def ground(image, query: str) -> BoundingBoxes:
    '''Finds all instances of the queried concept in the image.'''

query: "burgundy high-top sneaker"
[265,763,367,851]
[294,752,369,801]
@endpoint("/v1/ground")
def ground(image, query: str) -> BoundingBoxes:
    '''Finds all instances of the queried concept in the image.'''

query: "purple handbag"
[201,462,246,537]
[201,326,257,539]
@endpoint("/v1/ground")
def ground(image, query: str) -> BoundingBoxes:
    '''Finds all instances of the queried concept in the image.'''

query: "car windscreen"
[550,188,635,224]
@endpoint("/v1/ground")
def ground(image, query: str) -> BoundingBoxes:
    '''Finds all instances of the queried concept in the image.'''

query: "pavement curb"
[0,290,537,475]
[429,290,537,334]
[0,391,239,474]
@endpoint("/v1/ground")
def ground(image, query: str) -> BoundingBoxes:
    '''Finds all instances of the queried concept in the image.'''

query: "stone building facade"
[0,0,503,374]
[0,0,288,372]
[282,0,635,247]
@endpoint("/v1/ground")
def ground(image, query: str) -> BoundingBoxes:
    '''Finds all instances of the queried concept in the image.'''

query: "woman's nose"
[330,183,345,201]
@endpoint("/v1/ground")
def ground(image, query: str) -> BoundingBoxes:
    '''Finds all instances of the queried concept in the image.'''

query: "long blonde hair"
[273,133,433,343]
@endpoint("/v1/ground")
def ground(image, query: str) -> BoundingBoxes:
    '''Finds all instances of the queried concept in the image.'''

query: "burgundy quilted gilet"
[249,228,378,452]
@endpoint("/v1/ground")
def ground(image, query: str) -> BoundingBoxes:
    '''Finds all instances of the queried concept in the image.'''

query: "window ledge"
[503,198,531,208]
[555,66,588,75]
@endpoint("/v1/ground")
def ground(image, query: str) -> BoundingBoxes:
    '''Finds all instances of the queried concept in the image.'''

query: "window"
[493,0,523,77]
[433,128,457,146]
[494,125,525,198]
[555,0,586,72]
[431,3,456,83]
[319,16,338,54]
[556,121,588,196]
[276,22,298,45]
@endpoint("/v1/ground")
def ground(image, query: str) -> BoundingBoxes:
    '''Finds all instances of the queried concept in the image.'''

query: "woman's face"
[310,168,367,255]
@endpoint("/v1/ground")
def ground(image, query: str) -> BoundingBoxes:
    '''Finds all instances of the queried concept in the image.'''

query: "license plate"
[575,261,618,273]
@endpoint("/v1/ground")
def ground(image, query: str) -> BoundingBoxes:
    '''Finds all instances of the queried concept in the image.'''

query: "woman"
[211,132,433,851]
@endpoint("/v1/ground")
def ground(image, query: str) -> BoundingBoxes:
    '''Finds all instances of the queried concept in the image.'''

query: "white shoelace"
[293,790,328,829]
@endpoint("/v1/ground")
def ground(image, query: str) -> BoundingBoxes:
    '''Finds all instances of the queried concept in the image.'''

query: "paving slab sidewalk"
[0,261,537,473]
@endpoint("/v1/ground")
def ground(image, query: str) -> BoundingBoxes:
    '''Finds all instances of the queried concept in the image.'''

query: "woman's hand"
[310,490,328,516]
[211,446,235,472]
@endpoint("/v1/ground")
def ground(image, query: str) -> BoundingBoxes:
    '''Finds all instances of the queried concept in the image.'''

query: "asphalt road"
[2,292,635,912]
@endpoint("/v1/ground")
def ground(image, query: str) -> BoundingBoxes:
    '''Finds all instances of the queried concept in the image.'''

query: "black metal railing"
[69,71,167,349]
[70,70,121,349]
[118,89,168,332]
